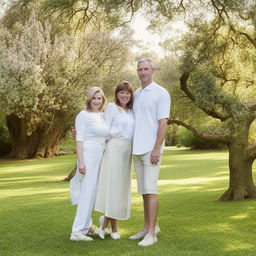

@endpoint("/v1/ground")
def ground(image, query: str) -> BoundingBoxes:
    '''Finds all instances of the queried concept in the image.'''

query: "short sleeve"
[104,103,115,128]
[75,111,87,142]
[157,90,171,120]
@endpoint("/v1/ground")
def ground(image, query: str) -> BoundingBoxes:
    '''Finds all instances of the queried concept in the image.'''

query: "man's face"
[137,61,154,84]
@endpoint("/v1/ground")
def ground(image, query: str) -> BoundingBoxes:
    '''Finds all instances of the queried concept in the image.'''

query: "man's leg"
[129,154,149,240]
[137,152,161,246]
[144,194,158,235]
[143,194,149,230]
[138,193,159,246]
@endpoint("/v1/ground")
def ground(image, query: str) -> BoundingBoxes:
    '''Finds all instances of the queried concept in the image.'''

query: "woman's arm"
[75,112,87,175]
[76,141,86,175]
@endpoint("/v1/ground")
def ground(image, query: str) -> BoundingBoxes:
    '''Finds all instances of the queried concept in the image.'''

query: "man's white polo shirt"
[132,82,171,155]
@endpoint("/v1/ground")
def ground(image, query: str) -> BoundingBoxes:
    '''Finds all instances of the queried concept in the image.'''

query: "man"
[129,58,171,246]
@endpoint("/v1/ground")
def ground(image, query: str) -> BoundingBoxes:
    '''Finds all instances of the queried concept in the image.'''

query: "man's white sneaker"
[70,233,93,241]
[155,225,161,234]
[138,234,157,247]
[111,232,121,240]
[129,229,147,240]
[129,225,160,240]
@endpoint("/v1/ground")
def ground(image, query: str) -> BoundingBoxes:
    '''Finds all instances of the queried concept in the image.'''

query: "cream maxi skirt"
[94,137,132,220]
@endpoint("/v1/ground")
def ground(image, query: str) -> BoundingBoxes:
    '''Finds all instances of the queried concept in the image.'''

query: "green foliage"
[0,11,133,135]
[57,133,76,154]
[178,127,225,149]
[165,125,179,146]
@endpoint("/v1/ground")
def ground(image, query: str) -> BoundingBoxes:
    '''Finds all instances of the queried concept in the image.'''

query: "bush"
[165,125,179,146]
[57,133,76,155]
[177,127,225,149]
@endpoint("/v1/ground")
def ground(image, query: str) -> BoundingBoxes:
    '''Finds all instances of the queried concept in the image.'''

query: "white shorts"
[133,151,162,195]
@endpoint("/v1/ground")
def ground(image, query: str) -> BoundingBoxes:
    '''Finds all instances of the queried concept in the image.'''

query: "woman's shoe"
[98,215,111,234]
[110,232,121,240]
[98,216,106,239]
[98,227,105,239]
[88,227,98,235]
[70,233,93,241]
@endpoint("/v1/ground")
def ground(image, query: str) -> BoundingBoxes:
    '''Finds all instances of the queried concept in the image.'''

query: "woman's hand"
[78,164,86,175]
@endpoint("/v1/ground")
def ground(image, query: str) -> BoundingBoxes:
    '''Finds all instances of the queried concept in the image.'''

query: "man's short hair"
[137,57,155,70]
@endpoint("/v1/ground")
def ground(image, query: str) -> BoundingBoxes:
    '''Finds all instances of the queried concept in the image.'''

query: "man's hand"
[150,148,161,165]
[78,164,86,175]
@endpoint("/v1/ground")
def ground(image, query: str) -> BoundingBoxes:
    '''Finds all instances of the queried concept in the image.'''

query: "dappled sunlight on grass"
[1,148,256,256]
[229,214,248,220]
[159,176,225,185]
[225,241,255,251]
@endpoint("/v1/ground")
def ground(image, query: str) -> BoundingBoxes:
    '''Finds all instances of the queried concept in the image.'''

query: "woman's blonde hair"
[85,87,106,112]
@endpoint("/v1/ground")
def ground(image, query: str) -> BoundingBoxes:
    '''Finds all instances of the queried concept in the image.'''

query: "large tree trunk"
[6,113,71,159]
[219,142,256,201]
[34,114,70,158]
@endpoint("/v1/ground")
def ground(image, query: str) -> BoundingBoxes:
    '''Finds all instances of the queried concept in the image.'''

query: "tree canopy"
[0,10,133,158]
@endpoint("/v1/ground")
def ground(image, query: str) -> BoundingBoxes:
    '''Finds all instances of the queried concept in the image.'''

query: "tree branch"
[229,24,256,48]
[168,119,231,144]
[179,72,195,101]
[179,72,229,121]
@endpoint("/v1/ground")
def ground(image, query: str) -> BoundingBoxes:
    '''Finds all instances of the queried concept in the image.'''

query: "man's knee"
[143,193,157,199]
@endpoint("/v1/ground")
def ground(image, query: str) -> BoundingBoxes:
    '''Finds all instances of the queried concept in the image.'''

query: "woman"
[94,82,134,240]
[70,87,109,241]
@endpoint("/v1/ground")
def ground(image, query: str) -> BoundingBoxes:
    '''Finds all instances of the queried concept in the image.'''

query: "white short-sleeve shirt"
[104,103,134,140]
[132,82,171,155]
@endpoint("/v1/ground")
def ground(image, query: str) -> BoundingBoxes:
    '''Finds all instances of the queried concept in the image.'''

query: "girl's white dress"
[94,103,134,220]
[70,110,109,234]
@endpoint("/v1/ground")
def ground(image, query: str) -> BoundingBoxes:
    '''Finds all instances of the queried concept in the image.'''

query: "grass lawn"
[1,147,256,256]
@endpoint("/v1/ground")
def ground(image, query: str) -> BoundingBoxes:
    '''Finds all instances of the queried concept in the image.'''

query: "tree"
[0,11,133,159]
[167,2,256,199]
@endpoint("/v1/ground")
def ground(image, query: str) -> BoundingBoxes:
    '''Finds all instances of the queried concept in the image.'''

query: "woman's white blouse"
[75,110,109,142]
[104,103,134,140]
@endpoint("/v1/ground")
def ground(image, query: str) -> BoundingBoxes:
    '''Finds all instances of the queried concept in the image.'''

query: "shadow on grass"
[1,148,256,256]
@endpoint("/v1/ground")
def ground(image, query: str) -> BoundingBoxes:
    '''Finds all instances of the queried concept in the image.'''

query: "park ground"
[1,147,256,256]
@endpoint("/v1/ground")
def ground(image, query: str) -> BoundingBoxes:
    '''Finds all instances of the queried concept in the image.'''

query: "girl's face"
[90,92,103,112]
[117,90,131,107]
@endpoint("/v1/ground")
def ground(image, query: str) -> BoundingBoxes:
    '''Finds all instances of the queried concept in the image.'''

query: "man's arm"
[150,118,168,165]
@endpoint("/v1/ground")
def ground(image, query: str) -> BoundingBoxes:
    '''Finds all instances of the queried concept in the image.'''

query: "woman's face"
[90,92,103,112]
[117,90,131,107]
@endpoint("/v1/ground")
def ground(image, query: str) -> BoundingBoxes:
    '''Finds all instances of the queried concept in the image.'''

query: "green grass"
[1,147,256,256]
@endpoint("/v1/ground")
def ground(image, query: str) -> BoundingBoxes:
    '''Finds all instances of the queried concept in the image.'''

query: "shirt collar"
[138,82,155,92]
